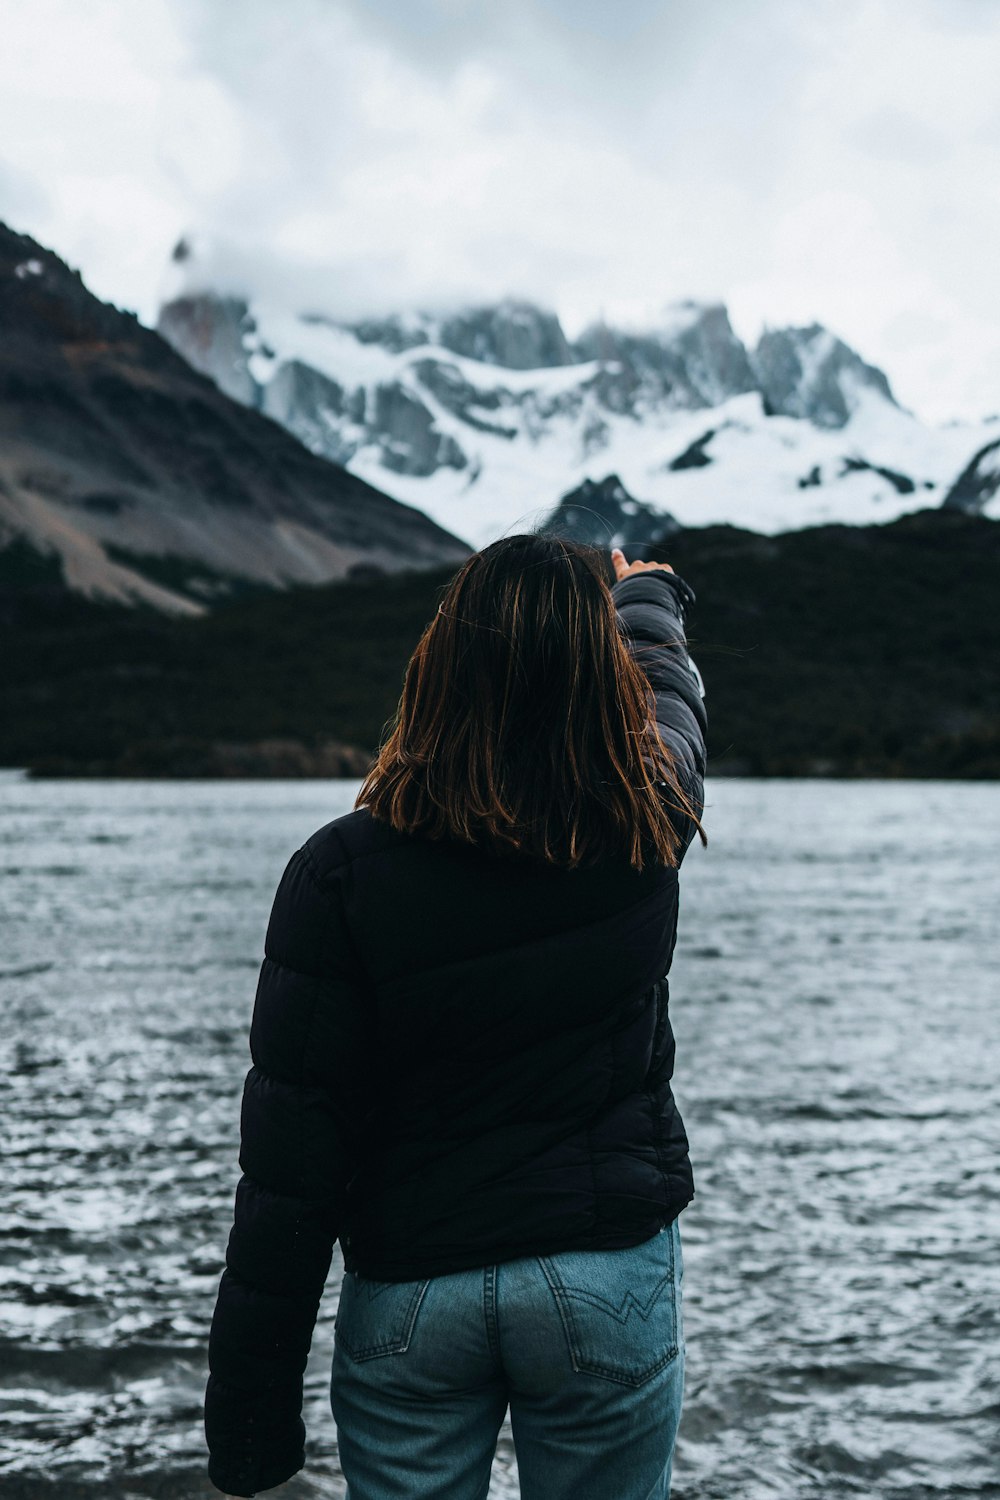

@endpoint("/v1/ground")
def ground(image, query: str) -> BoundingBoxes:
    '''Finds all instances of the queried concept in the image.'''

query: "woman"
[206,535,708,1499]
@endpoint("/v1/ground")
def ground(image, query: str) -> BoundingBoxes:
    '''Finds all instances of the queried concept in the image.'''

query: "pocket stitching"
[555,1284,680,1387]
[538,1246,679,1387]
[555,1275,673,1324]
[335,1277,431,1362]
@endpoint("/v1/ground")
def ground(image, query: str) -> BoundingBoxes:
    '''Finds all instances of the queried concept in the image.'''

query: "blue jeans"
[330,1221,684,1500]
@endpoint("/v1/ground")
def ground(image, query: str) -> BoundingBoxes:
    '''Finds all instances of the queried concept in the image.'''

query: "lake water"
[1,774,998,1500]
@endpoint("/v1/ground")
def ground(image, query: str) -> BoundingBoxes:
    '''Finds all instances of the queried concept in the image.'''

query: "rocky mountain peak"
[539,473,679,549]
[753,323,898,429]
[435,299,573,370]
[942,437,1000,514]
[157,291,257,406]
[1,220,145,351]
[573,300,756,411]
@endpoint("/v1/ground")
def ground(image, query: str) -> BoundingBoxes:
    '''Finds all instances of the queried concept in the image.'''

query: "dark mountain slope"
[0,223,469,615]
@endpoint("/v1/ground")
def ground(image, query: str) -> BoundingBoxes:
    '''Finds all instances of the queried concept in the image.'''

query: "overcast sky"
[2,0,999,422]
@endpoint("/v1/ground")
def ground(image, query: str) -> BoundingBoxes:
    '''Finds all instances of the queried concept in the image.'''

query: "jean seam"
[537,1256,581,1373]
[483,1263,501,1362]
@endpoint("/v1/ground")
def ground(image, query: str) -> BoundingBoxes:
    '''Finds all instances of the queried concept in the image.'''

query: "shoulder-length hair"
[356,533,700,871]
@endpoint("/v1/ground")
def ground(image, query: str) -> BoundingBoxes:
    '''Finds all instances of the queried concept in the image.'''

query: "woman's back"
[251,806,691,1284]
[205,541,707,1498]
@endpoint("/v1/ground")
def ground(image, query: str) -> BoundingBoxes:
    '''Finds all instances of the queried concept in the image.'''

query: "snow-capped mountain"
[158,246,1000,549]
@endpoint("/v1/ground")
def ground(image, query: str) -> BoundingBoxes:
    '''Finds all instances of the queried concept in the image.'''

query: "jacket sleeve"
[611,568,707,857]
[205,837,372,1497]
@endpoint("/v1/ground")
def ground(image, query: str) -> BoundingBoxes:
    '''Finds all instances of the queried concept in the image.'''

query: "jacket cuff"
[611,569,695,616]
[208,1438,305,1498]
[205,1375,306,1496]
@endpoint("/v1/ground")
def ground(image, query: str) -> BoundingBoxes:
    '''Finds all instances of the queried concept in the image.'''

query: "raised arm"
[205,835,372,1497]
[610,549,707,857]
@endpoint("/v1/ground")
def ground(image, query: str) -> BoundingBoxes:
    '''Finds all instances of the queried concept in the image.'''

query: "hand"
[610,547,675,582]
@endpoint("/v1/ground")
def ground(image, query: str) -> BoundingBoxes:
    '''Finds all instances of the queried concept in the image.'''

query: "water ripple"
[0,777,998,1499]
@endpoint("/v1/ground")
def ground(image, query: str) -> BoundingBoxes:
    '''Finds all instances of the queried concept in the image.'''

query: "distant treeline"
[2,509,998,779]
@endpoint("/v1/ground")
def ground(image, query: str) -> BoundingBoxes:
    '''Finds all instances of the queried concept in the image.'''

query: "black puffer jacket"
[205,569,707,1497]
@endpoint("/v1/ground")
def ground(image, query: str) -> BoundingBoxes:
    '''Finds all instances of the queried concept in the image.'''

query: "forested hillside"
[3,509,997,779]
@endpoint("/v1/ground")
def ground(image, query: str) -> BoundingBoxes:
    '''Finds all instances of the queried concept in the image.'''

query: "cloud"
[0,158,50,227]
[157,0,822,320]
[1,0,999,420]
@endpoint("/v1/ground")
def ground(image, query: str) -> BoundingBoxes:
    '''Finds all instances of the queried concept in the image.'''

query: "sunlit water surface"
[1,774,998,1499]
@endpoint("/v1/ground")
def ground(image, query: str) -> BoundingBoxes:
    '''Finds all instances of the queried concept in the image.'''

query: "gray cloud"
[162,0,824,311]
[0,158,49,225]
[2,0,999,419]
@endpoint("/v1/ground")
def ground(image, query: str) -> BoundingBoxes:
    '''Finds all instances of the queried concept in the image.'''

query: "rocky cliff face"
[0,223,469,614]
[539,474,679,550]
[942,438,1000,515]
[753,324,896,429]
[156,252,997,546]
[438,301,574,370]
[573,302,758,412]
[156,291,258,407]
[158,289,766,468]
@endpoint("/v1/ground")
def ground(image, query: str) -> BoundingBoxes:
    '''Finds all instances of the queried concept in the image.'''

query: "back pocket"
[539,1225,680,1386]
[334,1271,430,1362]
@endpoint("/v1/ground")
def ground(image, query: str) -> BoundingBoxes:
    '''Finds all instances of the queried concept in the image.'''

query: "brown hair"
[356,533,702,870]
